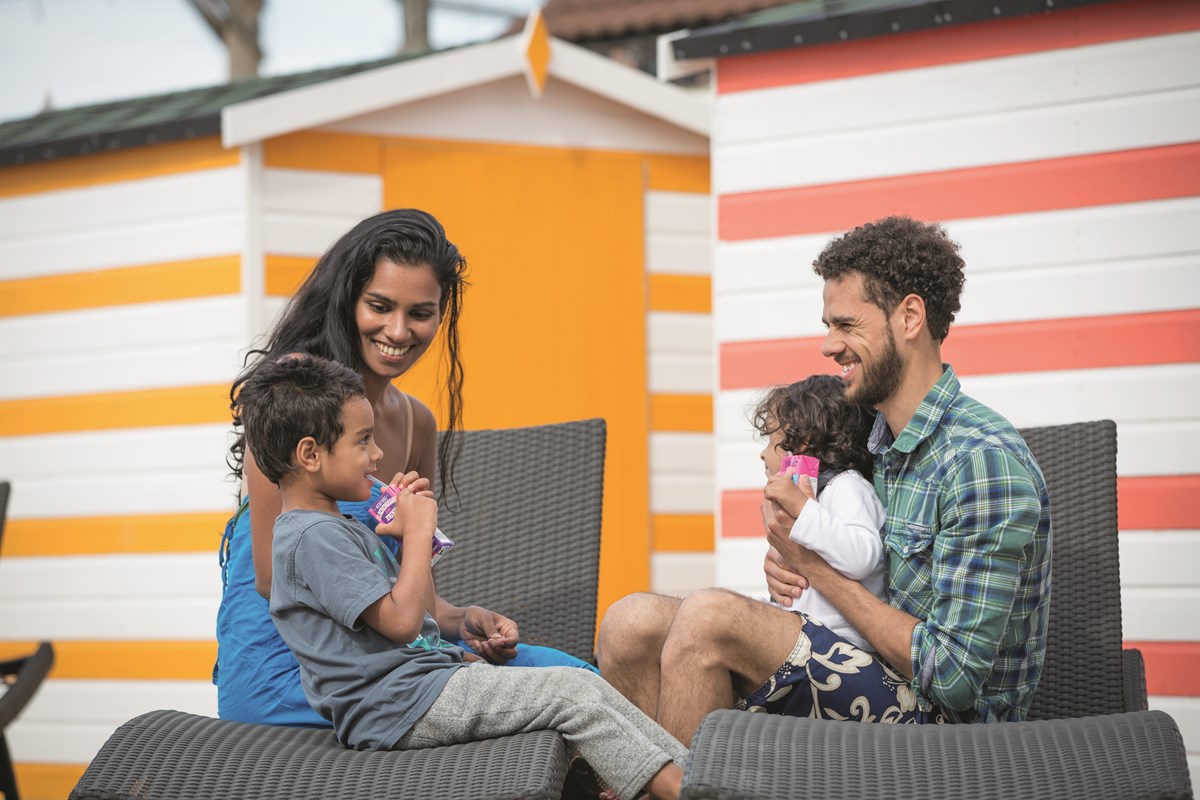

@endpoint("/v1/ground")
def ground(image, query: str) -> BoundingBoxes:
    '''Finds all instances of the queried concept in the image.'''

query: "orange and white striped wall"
[708,0,1200,774]
[0,35,710,800]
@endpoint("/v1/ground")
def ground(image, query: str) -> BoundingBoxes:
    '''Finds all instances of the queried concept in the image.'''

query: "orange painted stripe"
[650,394,713,432]
[14,763,87,800]
[718,0,1200,94]
[1125,641,1200,696]
[264,130,384,173]
[265,254,316,296]
[723,476,1200,537]
[0,256,240,317]
[719,310,1200,390]
[0,136,237,199]
[0,640,216,680]
[1119,476,1200,531]
[719,142,1200,242]
[645,154,711,194]
[653,514,715,552]
[0,384,230,436]
[2,512,228,558]
[648,274,712,313]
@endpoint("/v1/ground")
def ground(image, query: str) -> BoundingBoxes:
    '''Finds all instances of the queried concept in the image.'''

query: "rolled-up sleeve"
[910,448,1042,713]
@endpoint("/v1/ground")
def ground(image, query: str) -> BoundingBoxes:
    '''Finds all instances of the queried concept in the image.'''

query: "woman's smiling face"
[355,259,443,382]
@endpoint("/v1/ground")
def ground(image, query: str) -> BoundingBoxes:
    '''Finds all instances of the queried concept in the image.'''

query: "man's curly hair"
[751,374,875,480]
[812,216,965,342]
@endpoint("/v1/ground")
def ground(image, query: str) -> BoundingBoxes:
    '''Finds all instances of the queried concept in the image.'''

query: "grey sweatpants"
[396,663,688,800]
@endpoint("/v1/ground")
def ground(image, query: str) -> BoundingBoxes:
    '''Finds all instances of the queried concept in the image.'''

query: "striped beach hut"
[0,20,711,798]
[667,0,1200,775]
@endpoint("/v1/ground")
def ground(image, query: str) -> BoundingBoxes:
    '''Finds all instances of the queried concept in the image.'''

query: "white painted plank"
[714,197,1200,295]
[1123,588,1200,641]
[0,213,244,280]
[0,340,245,401]
[713,536,771,596]
[10,680,217,764]
[1120,531,1200,588]
[647,231,712,275]
[261,210,370,256]
[651,474,714,515]
[648,352,712,394]
[0,423,232,481]
[715,83,1200,194]
[646,190,711,236]
[0,553,218,601]
[0,296,248,363]
[650,432,715,476]
[8,466,238,519]
[648,312,712,354]
[0,596,218,640]
[716,365,1200,442]
[262,168,381,216]
[0,167,242,242]
[713,419,1200,488]
[651,553,715,597]
[714,250,1200,343]
[716,31,1200,145]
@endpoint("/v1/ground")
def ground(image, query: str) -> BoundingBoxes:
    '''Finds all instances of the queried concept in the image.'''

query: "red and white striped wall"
[709,0,1200,773]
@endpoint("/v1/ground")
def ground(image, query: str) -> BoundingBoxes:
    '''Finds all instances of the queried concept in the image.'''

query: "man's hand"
[460,606,520,664]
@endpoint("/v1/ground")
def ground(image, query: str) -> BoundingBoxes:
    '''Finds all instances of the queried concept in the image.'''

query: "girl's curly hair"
[751,374,876,479]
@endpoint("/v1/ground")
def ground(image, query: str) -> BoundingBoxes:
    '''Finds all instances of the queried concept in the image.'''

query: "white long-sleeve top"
[784,469,886,651]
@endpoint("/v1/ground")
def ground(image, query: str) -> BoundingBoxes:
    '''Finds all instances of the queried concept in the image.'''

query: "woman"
[215,209,595,727]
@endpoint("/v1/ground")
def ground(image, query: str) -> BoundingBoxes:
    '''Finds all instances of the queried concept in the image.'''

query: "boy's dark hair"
[751,374,875,480]
[230,355,367,485]
[812,215,965,342]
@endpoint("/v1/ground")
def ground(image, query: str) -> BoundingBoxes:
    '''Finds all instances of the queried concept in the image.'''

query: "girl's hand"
[764,473,811,518]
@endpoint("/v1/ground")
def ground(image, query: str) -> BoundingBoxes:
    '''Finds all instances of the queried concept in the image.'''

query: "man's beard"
[848,323,903,408]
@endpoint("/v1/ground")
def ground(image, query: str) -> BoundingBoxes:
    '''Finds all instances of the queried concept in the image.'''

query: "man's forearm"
[807,561,918,679]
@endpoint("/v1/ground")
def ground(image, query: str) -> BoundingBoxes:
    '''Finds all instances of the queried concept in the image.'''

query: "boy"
[232,354,687,800]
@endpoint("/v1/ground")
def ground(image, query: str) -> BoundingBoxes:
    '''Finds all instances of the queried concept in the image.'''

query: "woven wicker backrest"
[1018,420,1125,720]
[432,419,606,662]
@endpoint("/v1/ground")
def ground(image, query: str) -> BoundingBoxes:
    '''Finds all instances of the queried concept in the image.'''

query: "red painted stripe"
[718,0,1200,94]
[718,142,1200,242]
[1125,641,1200,696]
[1119,476,1200,530]
[722,476,1200,537]
[719,310,1200,390]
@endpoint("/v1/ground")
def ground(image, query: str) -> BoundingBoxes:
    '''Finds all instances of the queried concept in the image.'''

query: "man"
[597,216,1051,743]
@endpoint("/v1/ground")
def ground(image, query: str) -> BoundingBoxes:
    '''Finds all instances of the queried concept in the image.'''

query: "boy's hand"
[388,471,434,498]
[377,488,437,541]
[763,473,813,518]
[460,606,520,664]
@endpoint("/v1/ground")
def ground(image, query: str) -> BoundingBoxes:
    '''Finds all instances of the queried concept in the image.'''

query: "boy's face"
[319,396,383,503]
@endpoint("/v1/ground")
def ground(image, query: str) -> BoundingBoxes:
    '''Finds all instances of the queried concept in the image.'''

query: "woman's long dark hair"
[229,209,469,500]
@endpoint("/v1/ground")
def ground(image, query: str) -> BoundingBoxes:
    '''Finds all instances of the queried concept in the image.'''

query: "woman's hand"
[460,606,520,664]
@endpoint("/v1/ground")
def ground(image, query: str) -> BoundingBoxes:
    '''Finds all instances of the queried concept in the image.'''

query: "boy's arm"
[786,474,885,580]
[360,492,438,644]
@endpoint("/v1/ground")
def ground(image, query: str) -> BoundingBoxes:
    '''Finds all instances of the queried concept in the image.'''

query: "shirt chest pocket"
[884,494,939,561]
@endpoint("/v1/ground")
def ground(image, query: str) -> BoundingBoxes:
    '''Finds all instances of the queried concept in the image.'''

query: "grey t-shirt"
[269,508,466,749]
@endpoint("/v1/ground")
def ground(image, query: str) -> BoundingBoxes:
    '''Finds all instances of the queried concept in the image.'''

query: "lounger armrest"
[1123,647,1149,711]
[681,709,1193,800]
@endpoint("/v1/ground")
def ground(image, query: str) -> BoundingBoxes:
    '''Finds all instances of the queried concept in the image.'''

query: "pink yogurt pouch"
[369,479,454,565]
[780,454,820,496]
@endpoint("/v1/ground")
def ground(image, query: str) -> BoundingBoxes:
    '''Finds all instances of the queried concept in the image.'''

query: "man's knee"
[596,593,679,666]
[664,589,800,669]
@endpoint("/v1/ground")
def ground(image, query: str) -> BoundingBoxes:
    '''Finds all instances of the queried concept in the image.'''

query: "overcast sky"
[0,0,538,124]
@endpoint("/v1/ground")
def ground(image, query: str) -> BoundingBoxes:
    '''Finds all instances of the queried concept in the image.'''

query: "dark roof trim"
[672,0,1113,61]
[0,114,222,168]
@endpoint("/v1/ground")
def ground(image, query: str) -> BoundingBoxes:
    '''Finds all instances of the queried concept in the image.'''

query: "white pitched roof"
[221,34,710,148]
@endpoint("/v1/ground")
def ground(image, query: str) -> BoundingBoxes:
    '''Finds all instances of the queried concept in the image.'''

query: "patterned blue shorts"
[737,614,945,724]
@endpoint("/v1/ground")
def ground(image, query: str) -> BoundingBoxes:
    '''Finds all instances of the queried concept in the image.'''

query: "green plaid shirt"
[870,365,1052,723]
